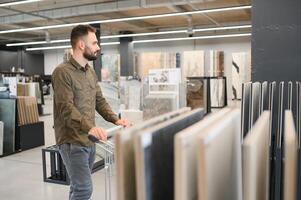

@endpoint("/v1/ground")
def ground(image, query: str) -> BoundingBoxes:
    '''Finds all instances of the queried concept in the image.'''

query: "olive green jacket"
[52,57,118,147]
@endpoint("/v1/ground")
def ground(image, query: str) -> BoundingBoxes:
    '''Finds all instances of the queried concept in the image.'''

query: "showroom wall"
[252,0,301,82]
[44,37,251,100]
[0,50,44,75]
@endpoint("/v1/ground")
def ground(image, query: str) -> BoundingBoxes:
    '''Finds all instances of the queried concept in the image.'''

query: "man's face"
[82,31,100,61]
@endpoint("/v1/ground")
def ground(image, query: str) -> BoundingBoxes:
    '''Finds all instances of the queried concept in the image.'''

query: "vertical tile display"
[208,50,224,77]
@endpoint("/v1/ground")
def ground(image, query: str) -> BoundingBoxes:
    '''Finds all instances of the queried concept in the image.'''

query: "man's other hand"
[88,127,107,141]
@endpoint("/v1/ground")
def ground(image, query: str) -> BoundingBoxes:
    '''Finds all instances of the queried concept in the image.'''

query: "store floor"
[0,97,116,200]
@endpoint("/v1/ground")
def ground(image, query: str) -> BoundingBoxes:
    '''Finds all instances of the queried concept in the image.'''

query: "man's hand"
[115,119,131,127]
[88,127,107,141]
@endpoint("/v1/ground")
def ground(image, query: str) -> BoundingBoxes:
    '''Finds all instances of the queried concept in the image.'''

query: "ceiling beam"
[0,0,202,25]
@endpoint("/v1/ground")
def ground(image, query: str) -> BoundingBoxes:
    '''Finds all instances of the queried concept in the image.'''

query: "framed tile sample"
[251,82,262,126]
[0,121,3,156]
[261,81,269,112]
[241,82,252,138]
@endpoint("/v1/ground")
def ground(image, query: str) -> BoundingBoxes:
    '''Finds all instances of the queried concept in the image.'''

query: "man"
[52,25,129,200]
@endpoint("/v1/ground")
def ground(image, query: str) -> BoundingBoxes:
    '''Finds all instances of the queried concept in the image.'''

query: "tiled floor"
[0,97,115,200]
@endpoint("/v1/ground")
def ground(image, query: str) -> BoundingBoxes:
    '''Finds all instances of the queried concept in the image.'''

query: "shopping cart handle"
[88,135,100,143]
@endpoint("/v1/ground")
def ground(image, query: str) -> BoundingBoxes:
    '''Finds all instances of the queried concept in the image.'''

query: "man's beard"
[83,46,99,61]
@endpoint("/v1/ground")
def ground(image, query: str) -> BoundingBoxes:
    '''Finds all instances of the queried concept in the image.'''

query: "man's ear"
[78,39,85,51]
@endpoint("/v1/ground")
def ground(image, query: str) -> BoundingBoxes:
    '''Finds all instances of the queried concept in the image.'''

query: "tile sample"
[210,78,226,108]
[243,111,270,200]
[186,78,205,110]
[0,99,16,154]
[251,82,262,126]
[241,82,252,138]
[181,51,205,82]
[101,54,120,82]
[261,81,269,112]
[135,52,177,79]
[143,93,178,120]
[197,109,242,200]
[174,108,231,200]
[206,50,224,77]
[283,111,298,200]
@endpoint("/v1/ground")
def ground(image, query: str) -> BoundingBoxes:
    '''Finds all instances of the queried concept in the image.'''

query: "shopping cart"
[88,126,122,200]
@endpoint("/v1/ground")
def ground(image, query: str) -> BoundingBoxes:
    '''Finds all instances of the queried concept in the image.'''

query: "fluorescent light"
[7,25,251,47]
[0,5,251,34]
[132,33,251,44]
[25,33,251,51]
[6,39,69,47]
[25,42,120,51]
[0,0,41,7]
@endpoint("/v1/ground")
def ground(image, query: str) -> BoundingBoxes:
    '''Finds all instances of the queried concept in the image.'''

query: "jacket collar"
[69,56,90,72]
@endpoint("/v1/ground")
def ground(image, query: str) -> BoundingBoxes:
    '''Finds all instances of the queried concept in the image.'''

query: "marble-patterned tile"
[120,109,143,125]
[243,112,270,200]
[232,52,251,100]
[186,79,205,110]
[135,52,178,79]
[181,51,204,82]
[210,78,226,108]
[101,54,120,82]
[143,94,178,120]
[206,51,224,77]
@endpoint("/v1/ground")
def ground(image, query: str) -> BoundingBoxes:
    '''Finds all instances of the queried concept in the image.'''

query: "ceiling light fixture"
[0,0,41,7]
[0,5,251,34]
[132,33,251,44]
[7,24,251,47]
[25,41,120,51]
[25,33,251,51]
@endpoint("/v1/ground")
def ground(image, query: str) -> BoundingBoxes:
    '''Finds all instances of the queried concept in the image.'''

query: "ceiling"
[0,0,251,46]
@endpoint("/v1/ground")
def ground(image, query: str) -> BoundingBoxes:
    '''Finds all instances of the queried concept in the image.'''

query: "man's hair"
[70,25,96,48]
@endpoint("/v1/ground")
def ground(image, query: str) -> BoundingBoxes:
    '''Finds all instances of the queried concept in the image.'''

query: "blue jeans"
[58,143,96,200]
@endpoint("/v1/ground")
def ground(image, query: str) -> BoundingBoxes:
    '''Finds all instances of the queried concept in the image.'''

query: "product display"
[115,108,190,200]
[174,108,231,200]
[134,108,204,200]
[17,96,39,126]
[17,82,42,104]
[243,112,270,200]
[0,99,16,154]
[197,109,242,200]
